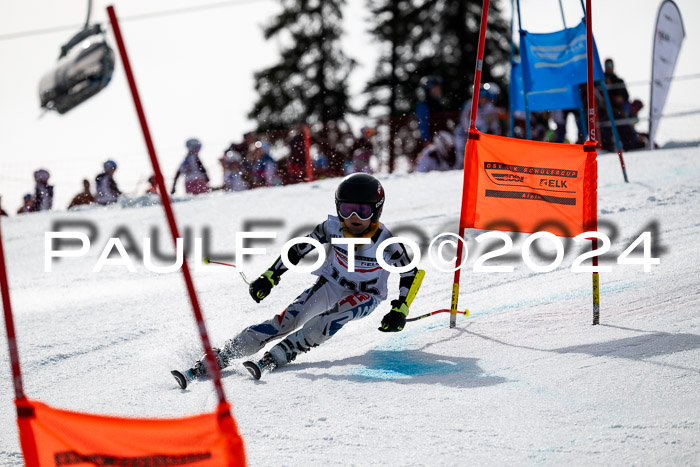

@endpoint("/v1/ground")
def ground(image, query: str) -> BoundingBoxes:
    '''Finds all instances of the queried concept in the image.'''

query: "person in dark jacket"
[415,75,451,144]
[96,160,122,205]
[604,58,630,110]
[172,138,210,195]
[33,169,53,211]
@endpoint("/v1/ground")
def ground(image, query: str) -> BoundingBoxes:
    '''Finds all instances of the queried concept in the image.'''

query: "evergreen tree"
[365,0,511,116]
[365,0,511,171]
[248,0,356,133]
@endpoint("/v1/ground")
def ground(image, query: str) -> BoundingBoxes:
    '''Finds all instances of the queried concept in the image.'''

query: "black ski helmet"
[335,173,385,223]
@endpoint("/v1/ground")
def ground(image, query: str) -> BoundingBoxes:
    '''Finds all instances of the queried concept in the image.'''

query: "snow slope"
[1,146,699,466]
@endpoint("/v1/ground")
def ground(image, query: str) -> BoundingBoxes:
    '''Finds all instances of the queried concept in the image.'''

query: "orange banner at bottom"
[16,399,246,467]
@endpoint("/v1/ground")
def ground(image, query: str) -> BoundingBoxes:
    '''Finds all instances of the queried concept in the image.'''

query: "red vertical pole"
[585,0,601,325]
[106,6,229,401]
[451,0,490,328]
[303,125,313,182]
[468,1,490,133]
[0,204,26,403]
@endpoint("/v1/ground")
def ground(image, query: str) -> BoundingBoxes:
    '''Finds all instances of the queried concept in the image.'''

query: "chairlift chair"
[38,1,115,114]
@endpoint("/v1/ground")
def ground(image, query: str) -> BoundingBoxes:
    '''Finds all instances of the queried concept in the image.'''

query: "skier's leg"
[266,291,379,369]
[220,277,340,362]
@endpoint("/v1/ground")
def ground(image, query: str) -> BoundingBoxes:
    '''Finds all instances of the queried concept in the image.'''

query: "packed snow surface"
[1,146,699,466]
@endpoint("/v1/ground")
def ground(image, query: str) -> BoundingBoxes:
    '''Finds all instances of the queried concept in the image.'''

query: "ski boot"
[172,347,229,389]
[243,352,278,380]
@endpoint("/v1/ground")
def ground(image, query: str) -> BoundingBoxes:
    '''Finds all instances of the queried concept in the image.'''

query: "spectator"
[220,150,249,192]
[454,82,503,168]
[68,179,96,209]
[348,126,374,174]
[145,176,159,195]
[284,131,307,185]
[172,138,210,195]
[550,109,568,143]
[620,99,647,150]
[250,142,279,188]
[415,131,456,173]
[96,160,122,205]
[603,58,626,148]
[604,58,630,116]
[530,112,550,142]
[314,154,330,180]
[415,75,451,144]
[229,132,255,161]
[33,169,53,211]
[17,194,34,214]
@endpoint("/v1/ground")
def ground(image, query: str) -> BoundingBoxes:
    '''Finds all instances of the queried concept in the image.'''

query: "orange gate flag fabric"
[16,399,246,466]
[461,131,597,236]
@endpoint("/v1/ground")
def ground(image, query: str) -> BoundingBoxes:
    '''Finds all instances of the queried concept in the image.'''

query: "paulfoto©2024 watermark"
[43,219,665,275]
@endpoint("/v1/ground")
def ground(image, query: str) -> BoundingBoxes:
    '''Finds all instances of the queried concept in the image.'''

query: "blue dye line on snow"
[343,353,462,381]
[345,281,643,380]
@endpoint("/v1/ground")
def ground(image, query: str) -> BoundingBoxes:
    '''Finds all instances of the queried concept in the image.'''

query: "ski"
[171,369,196,390]
[242,360,264,380]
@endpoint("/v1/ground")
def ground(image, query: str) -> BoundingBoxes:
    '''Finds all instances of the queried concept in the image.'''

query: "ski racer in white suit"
[176,173,420,386]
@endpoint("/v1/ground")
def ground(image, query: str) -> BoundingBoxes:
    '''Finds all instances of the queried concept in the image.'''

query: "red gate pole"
[0,203,26,403]
[585,0,601,325]
[451,0,490,328]
[106,6,228,401]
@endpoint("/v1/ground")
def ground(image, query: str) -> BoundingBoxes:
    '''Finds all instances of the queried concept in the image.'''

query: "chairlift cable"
[0,0,272,42]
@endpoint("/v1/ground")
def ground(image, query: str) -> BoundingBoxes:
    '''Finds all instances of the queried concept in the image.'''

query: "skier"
[95,160,122,205]
[33,169,54,211]
[171,138,210,195]
[172,173,421,386]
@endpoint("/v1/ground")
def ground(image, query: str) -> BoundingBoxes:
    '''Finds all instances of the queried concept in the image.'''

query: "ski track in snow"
[1,147,699,465]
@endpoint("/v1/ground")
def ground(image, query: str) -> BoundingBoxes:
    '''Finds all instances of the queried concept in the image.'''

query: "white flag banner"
[649,0,685,148]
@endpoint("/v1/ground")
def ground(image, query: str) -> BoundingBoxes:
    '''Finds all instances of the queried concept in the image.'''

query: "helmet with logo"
[335,173,385,223]
[186,138,202,153]
[103,160,117,172]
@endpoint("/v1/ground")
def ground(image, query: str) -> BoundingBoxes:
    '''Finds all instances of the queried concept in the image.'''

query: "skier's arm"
[379,243,419,332]
[248,221,330,303]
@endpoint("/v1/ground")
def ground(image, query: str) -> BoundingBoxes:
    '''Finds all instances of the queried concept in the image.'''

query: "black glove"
[379,300,409,332]
[249,270,279,303]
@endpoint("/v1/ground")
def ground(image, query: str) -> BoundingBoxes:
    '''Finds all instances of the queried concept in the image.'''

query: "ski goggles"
[338,202,374,221]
